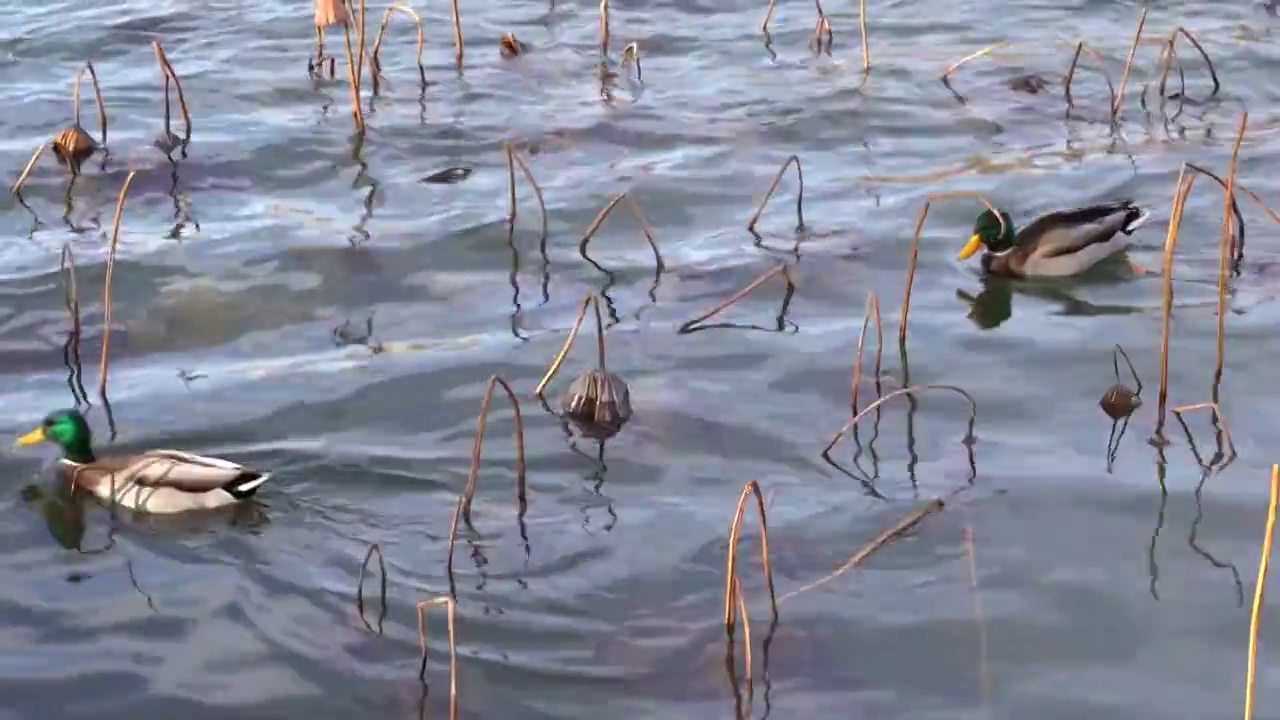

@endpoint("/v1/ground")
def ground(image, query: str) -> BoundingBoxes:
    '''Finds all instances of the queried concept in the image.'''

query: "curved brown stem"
[1158,27,1220,101]
[1111,8,1147,120]
[505,143,548,242]
[1063,41,1116,113]
[76,61,108,145]
[724,480,779,636]
[746,155,804,236]
[1152,167,1197,445]
[370,4,426,93]
[822,384,978,460]
[535,294,606,400]
[415,596,458,720]
[460,375,527,525]
[11,144,47,195]
[940,41,1008,81]
[579,192,665,274]
[1215,114,1247,396]
[1172,402,1238,468]
[355,542,387,631]
[152,42,192,141]
[850,291,883,415]
[339,0,366,132]
[99,170,139,399]
[677,263,792,334]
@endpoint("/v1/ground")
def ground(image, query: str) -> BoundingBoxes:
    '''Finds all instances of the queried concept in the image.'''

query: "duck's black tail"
[1121,201,1150,235]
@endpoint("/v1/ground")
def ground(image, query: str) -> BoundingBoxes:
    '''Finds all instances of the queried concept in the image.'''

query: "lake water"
[1,0,1279,718]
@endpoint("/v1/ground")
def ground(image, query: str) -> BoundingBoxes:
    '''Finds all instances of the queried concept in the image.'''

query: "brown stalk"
[370,4,426,93]
[1147,38,1185,108]
[823,384,977,459]
[416,596,458,720]
[940,41,1009,81]
[535,294,606,399]
[1215,114,1247,390]
[1152,168,1196,444]
[77,60,108,146]
[339,0,366,132]
[445,494,463,595]
[1171,402,1238,466]
[1245,465,1280,720]
[1157,27,1220,101]
[600,0,611,57]
[60,244,82,334]
[730,577,755,705]
[98,170,139,399]
[356,0,367,95]
[1111,7,1147,120]
[777,498,945,603]
[746,155,804,236]
[858,0,869,72]
[355,542,387,628]
[460,375,527,525]
[1063,41,1117,112]
[579,192,665,273]
[449,0,464,67]
[152,42,192,140]
[1235,183,1280,227]
[11,144,47,195]
[850,291,883,415]
[505,143,548,242]
[898,191,1007,346]
[677,263,792,334]
[761,0,777,34]
[723,480,778,636]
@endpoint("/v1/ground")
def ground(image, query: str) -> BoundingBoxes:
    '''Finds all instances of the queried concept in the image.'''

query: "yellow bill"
[957,234,984,261]
[15,427,46,447]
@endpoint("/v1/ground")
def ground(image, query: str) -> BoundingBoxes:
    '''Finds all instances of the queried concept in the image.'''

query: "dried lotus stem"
[460,374,527,525]
[1157,27,1220,101]
[1063,41,1117,112]
[11,144,47,194]
[339,0,366,132]
[445,495,463,596]
[620,42,641,81]
[858,0,869,72]
[505,143,547,242]
[1236,183,1280,227]
[415,595,458,720]
[822,384,978,460]
[1172,402,1238,467]
[899,191,1006,346]
[940,41,1009,81]
[77,60,108,146]
[1111,7,1147,120]
[1152,167,1196,445]
[761,0,777,34]
[98,170,139,399]
[1245,465,1280,720]
[370,4,426,92]
[1215,114,1246,392]
[747,155,805,237]
[579,192,665,273]
[355,542,387,630]
[677,264,793,335]
[152,42,192,140]
[535,294,606,400]
[724,480,778,636]
[499,33,525,58]
[599,0,610,56]
[850,291,883,414]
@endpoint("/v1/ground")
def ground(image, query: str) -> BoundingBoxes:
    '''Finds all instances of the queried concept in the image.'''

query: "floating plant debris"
[421,167,473,184]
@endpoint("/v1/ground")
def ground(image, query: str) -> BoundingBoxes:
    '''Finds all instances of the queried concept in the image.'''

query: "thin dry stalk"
[940,41,1009,81]
[98,170,139,399]
[858,0,869,72]
[152,42,192,140]
[339,0,366,132]
[11,144,47,195]
[60,244,82,333]
[850,291,883,414]
[723,481,779,636]
[1216,114,1247,384]
[449,0,464,67]
[77,60,108,146]
[1244,464,1279,720]
[356,0,368,95]
[1236,183,1280,227]
[505,143,547,241]
[535,294,606,399]
[445,494,463,592]
[1172,402,1238,466]
[1152,169,1197,444]
[761,0,777,34]
[600,0,610,57]
[416,596,458,720]
[370,4,426,92]
[678,264,792,334]
[731,577,755,704]
[1111,8,1147,120]
[1157,27,1220,101]
[579,192,665,273]
[1147,38,1186,107]
[899,192,1007,346]
[460,375,527,525]
[355,542,387,625]
[823,384,977,459]
[746,155,804,236]
[965,527,993,711]
[1063,41,1117,112]
[778,498,945,603]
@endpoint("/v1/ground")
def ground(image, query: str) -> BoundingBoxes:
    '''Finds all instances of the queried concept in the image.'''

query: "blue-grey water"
[1,0,1279,718]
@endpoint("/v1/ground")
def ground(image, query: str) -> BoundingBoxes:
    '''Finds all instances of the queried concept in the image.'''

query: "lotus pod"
[561,368,632,440]
[1100,383,1141,420]
[52,126,97,166]
[499,33,527,58]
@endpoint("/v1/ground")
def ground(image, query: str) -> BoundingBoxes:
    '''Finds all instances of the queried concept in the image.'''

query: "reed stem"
[415,596,458,720]
[1244,464,1279,720]
[746,155,804,236]
[941,41,1009,81]
[370,4,426,93]
[678,264,792,334]
[460,375,527,525]
[11,144,47,195]
[850,291,883,415]
[98,170,139,400]
[535,294,606,399]
[1112,8,1147,120]
[579,193,665,274]
[1215,114,1247,394]
[505,143,548,242]
[724,481,779,636]
[1152,168,1196,445]
[152,42,192,140]
[1158,27,1220,101]
[823,384,977,459]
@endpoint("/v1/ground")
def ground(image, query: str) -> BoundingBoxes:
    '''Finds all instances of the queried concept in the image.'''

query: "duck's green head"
[958,209,1016,260]
[15,409,95,463]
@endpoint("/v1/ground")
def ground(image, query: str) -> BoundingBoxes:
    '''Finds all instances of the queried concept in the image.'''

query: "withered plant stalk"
[940,41,1009,82]
[446,494,463,594]
[355,542,387,625]
[1153,168,1196,444]
[450,0,464,67]
[678,263,792,334]
[761,0,777,35]
[746,155,805,236]
[778,498,945,603]
[340,0,366,132]
[724,480,779,636]
[60,244,82,337]
[370,4,426,92]
[858,0,869,72]
[579,193,665,273]
[600,0,610,56]
[416,596,458,720]
[1111,7,1147,120]
[1157,27,1220,101]
[11,144,47,195]
[1063,41,1117,112]
[850,291,883,414]
[823,384,977,459]
[899,192,1006,346]
[460,375,527,525]
[505,143,548,242]
[1172,402,1238,466]
[535,294,607,400]
[1244,464,1279,720]
[730,577,755,706]
[152,41,192,140]
[77,60,108,146]
[1216,114,1247,388]
[98,170,139,399]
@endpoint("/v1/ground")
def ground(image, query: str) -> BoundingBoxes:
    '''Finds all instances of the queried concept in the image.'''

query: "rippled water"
[1,0,1279,718]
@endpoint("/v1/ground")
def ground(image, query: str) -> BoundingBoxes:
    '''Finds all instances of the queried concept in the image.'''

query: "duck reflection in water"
[957,272,1143,330]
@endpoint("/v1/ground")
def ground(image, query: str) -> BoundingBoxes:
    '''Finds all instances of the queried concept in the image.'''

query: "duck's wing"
[1019,202,1147,259]
[118,450,261,493]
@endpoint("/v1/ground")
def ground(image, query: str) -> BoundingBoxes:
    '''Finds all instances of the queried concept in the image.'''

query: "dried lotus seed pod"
[52,126,97,167]
[499,33,527,58]
[561,368,632,440]
[1099,383,1141,420]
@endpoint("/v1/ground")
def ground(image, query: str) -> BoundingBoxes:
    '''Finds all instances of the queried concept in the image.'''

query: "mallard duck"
[14,409,272,514]
[957,201,1150,278]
